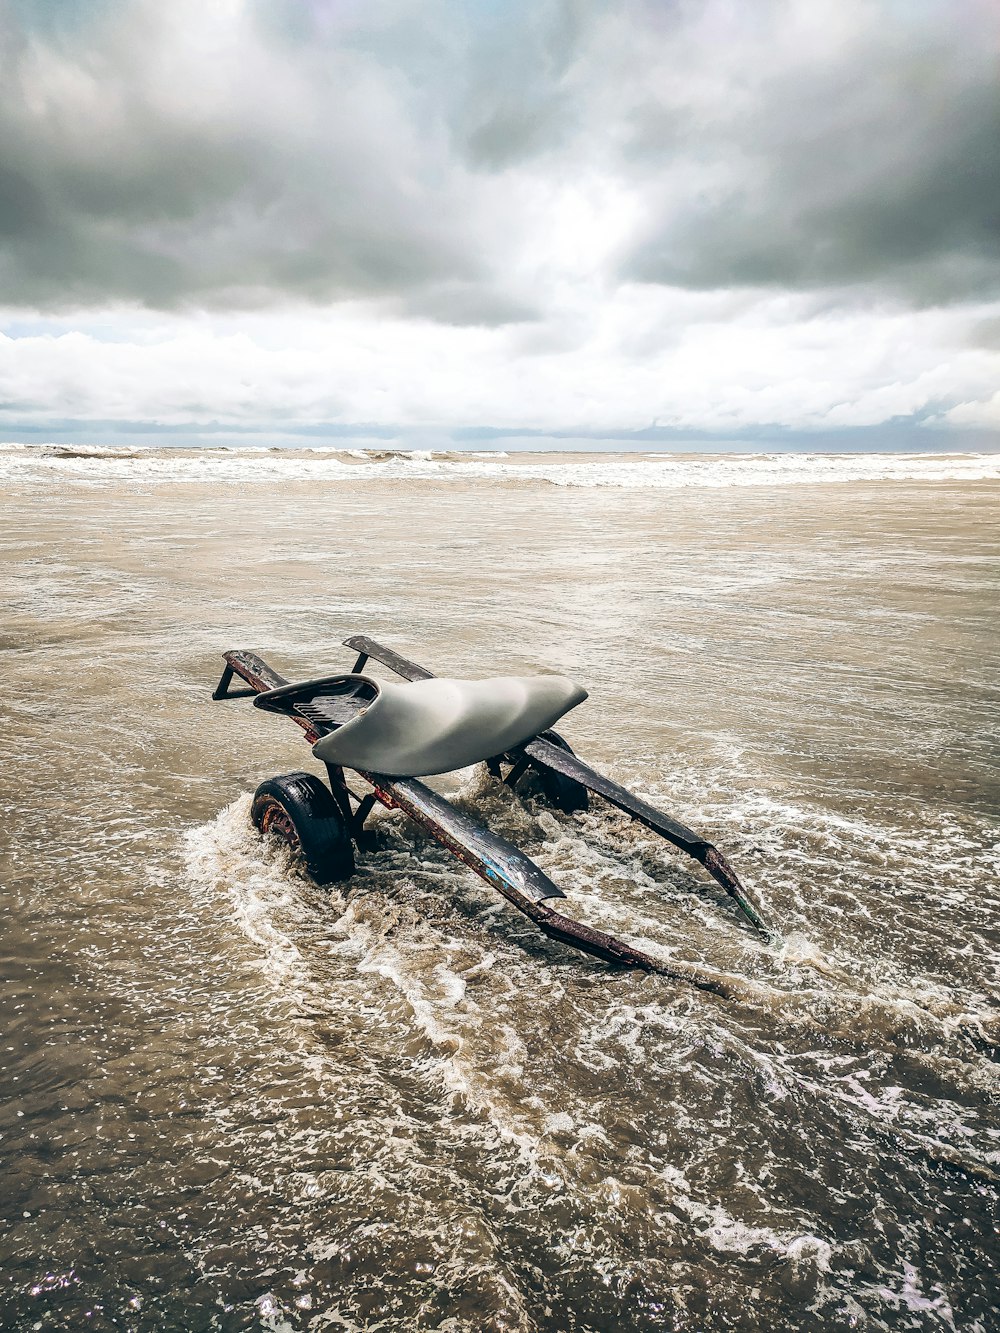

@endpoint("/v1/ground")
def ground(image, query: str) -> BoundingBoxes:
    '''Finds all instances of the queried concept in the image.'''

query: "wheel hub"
[260,802,301,852]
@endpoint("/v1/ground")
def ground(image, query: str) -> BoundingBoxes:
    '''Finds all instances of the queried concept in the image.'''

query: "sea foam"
[1,442,998,489]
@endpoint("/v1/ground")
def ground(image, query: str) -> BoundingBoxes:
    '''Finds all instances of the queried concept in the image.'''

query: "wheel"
[533,731,589,814]
[251,772,355,884]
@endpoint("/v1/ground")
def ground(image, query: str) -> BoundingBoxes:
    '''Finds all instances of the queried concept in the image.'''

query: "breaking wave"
[2,441,999,489]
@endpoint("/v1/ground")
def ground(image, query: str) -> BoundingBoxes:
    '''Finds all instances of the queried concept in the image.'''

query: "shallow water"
[1,448,998,1331]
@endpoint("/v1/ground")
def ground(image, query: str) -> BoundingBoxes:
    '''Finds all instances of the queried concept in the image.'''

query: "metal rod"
[503,755,532,788]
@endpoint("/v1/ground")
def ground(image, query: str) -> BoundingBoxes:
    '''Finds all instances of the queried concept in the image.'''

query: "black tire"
[251,771,355,885]
[533,731,589,814]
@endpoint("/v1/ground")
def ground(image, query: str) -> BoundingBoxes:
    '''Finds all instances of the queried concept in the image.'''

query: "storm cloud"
[0,0,996,313]
[620,4,1000,304]
[0,0,998,438]
[0,0,527,316]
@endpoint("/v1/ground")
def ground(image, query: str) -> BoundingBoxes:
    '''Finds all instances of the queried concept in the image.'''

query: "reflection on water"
[1,453,998,1330]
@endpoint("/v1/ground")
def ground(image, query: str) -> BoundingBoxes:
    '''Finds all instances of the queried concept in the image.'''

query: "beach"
[1,445,998,1331]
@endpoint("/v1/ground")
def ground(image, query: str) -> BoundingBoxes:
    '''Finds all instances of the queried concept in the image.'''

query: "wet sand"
[1,448,998,1330]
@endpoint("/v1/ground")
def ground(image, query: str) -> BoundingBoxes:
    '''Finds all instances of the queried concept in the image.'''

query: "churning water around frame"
[1,445,998,1332]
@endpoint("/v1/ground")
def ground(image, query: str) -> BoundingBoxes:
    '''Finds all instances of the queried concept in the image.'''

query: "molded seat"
[311,674,587,777]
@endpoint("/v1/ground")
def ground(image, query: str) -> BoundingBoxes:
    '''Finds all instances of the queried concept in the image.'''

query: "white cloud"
[938,391,1000,428]
[3,292,998,437]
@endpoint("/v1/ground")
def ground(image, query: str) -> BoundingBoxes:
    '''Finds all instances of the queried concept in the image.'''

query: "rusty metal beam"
[340,636,772,938]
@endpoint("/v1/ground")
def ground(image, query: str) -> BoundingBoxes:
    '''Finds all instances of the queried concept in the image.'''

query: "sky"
[0,0,998,450]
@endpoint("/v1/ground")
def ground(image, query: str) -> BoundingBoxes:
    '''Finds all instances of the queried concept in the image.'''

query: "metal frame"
[212,638,771,988]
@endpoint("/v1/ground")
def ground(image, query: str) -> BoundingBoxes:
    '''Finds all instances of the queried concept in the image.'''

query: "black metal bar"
[212,664,234,698]
[503,755,532,788]
[342,634,435,681]
[521,735,707,854]
[324,763,356,830]
[212,664,259,700]
[352,652,369,672]
[352,793,377,835]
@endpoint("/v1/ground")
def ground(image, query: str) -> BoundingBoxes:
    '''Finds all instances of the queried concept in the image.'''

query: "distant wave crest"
[1,442,998,488]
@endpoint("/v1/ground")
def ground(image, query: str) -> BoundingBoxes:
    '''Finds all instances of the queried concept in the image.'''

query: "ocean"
[1,444,998,1331]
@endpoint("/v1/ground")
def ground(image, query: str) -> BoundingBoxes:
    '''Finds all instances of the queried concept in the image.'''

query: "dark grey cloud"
[1,0,998,320]
[393,282,537,327]
[622,5,1000,303]
[443,2,587,169]
[0,0,531,316]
